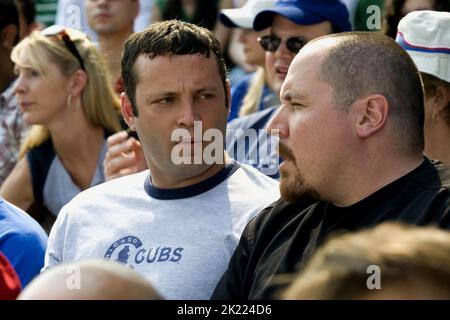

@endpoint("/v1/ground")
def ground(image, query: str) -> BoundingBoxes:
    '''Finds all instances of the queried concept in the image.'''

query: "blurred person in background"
[19,259,162,300]
[0,0,33,187]
[0,26,122,231]
[383,0,450,38]
[282,223,450,300]
[219,0,279,122]
[85,0,139,93]
[152,0,234,53]
[0,252,22,300]
[396,10,450,164]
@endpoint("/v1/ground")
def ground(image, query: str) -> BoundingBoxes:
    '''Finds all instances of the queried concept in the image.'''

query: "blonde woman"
[0,26,121,227]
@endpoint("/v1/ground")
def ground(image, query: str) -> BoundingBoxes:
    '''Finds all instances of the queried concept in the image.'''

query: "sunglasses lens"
[259,35,280,52]
[287,37,308,53]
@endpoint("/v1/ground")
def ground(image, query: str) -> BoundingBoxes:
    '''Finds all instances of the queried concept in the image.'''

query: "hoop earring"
[67,94,72,109]
[432,113,440,124]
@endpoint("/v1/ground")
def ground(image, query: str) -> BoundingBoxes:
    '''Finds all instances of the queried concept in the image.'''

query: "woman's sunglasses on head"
[41,25,86,71]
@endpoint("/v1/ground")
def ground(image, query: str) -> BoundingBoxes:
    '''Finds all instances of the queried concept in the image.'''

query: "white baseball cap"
[219,0,277,29]
[396,10,450,83]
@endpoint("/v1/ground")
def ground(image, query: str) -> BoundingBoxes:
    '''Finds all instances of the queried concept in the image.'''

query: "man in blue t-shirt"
[0,197,48,287]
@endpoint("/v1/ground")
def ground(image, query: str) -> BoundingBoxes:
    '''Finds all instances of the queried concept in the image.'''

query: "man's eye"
[199,93,214,100]
[156,97,173,104]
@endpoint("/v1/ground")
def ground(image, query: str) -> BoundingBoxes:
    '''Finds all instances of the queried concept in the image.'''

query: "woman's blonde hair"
[238,67,266,118]
[11,27,122,158]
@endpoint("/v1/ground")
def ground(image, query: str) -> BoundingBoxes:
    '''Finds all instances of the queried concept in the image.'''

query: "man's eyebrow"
[144,91,175,102]
[196,86,219,92]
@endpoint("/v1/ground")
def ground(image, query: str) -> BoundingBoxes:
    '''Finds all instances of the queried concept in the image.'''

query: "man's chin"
[173,162,217,180]
[279,172,319,203]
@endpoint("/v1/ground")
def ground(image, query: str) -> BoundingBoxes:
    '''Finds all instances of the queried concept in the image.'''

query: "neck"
[329,151,423,207]
[149,153,230,189]
[47,108,104,163]
[97,30,132,81]
[424,122,450,165]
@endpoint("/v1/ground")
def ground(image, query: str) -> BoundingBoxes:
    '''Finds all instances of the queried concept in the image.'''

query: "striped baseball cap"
[396,10,450,83]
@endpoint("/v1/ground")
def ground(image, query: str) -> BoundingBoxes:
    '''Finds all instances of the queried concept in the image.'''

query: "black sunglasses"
[42,25,86,71]
[258,34,308,54]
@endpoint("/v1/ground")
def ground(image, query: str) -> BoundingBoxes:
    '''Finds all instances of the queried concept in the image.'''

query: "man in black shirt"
[212,32,450,300]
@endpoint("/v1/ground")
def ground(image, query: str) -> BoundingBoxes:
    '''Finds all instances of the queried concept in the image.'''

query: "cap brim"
[219,9,253,29]
[253,7,324,31]
[407,50,450,83]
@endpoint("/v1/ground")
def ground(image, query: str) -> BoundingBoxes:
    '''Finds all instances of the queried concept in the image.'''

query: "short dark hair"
[121,20,228,116]
[0,0,19,32]
[318,32,424,154]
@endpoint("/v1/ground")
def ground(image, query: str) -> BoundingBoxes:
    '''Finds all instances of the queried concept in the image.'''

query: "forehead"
[282,42,333,93]
[271,15,333,40]
[134,53,222,91]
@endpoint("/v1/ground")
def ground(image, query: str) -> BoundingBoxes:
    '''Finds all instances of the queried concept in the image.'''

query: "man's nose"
[267,106,289,138]
[176,100,198,128]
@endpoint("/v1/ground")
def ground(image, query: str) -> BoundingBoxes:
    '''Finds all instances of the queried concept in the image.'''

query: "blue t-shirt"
[0,197,48,287]
[229,72,277,122]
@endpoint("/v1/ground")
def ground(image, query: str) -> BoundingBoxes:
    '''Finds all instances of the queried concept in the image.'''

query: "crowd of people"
[1,0,450,300]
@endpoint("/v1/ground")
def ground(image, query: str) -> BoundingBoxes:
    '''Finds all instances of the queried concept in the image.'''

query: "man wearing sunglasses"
[226,0,351,179]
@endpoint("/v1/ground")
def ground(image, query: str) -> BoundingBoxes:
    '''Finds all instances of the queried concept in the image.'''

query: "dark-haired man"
[44,20,279,299]
[103,0,353,180]
[212,32,450,300]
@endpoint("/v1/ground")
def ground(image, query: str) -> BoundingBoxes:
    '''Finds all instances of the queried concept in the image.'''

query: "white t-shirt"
[44,162,279,299]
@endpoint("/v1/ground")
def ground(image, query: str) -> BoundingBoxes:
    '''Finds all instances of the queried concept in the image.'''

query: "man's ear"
[226,79,231,116]
[121,92,136,131]
[354,94,389,138]
[1,24,18,49]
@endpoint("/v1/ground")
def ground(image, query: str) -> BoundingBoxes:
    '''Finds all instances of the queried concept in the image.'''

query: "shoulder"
[243,197,317,247]
[70,169,148,199]
[0,197,48,248]
[62,170,150,211]
[232,73,255,92]
[413,159,450,189]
